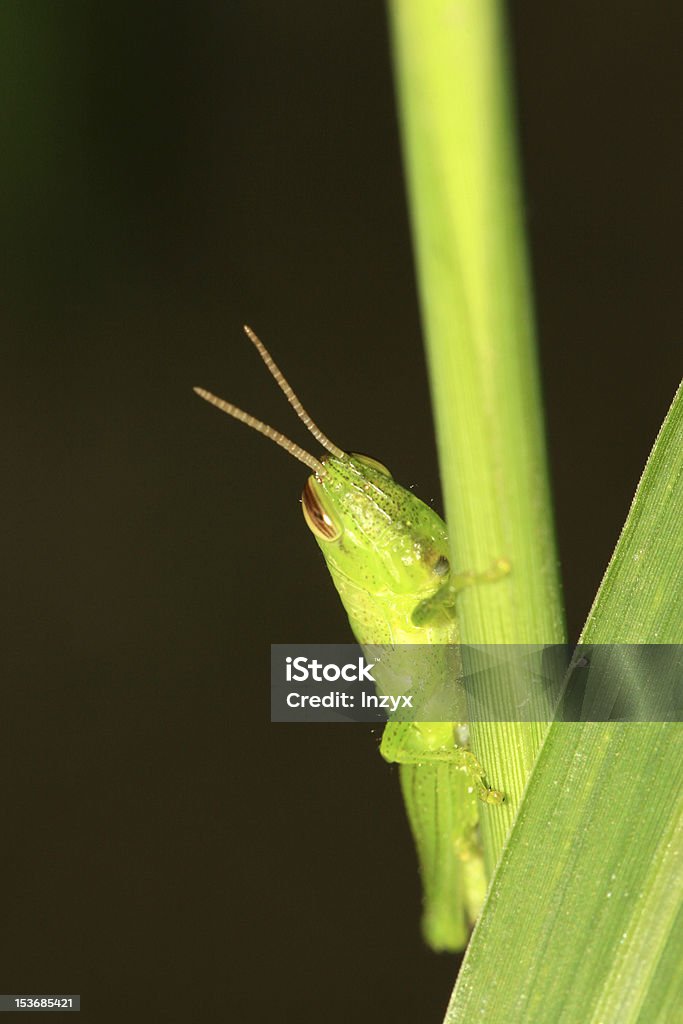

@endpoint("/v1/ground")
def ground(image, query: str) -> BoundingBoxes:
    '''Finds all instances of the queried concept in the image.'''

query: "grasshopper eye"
[352,453,393,478]
[434,556,450,577]
[302,478,343,541]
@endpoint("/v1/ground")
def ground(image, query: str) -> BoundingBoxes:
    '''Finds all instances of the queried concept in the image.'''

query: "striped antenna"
[243,325,346,460]
[193,387,326,477]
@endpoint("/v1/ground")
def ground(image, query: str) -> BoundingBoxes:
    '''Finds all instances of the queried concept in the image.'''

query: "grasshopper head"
[193,326,450,608]
[302,454,451,601]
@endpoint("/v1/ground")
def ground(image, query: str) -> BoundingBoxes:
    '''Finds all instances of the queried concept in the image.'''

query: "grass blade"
[387,0,565,869]
[444,385,683,1022]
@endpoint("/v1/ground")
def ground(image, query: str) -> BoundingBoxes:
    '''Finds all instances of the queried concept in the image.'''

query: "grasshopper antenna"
[243,325,346,460]
[193,387,326,477]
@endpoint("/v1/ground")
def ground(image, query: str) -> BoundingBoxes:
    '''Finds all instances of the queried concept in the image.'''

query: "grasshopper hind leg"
[380,721,504,804]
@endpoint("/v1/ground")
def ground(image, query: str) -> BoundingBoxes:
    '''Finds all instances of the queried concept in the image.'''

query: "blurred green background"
[2,2,680,1021]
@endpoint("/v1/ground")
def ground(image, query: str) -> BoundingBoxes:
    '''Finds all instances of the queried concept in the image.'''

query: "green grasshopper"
[195,326,505,952]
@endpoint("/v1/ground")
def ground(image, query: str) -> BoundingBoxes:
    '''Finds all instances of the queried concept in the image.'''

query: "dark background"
[2,2,680,1021]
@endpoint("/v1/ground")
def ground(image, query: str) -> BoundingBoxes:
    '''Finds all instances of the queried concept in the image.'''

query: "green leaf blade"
[444,386,683,1022]
[445,723,683,1023]
[582,381,683,645]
